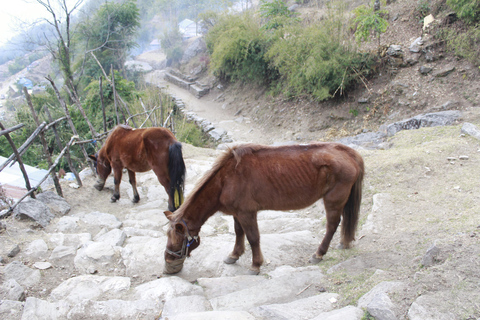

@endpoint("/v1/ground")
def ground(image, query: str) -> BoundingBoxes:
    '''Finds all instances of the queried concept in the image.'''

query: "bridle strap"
[165,219,198,259]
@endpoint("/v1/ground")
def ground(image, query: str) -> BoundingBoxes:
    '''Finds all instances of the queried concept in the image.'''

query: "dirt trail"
[146,70,285,145]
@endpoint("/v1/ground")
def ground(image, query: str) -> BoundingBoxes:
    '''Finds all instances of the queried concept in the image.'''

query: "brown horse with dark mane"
[89,125,186,211]
[163,142,364,275]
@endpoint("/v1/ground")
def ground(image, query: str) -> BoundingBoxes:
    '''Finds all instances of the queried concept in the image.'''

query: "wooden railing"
[0,80,178,219]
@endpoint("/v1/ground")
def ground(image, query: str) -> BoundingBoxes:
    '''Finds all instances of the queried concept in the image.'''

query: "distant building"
[179,19,200,39]
[17,77,33,89]
[149,39,161,51]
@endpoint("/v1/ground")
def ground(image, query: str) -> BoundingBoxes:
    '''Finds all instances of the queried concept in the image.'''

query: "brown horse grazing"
[163,142,364,275]
[89,125,186,211]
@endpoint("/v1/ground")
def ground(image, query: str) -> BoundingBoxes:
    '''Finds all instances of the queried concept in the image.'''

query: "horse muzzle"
[163,257,186,274]
[94,179,105,191]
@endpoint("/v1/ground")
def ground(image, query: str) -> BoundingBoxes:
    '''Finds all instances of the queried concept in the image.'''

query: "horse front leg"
[224,217,245,264]
[237,213,263,275]
[93,179,105,191]
[111,166,123,202]
[127,169,140,203]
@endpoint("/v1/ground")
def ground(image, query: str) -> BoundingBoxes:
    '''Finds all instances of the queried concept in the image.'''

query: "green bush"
[266,23,376,101]
[447,0,480,24]
[161,26,184,66]
[352,0,389,45]
[414,0,431,21]
[438,26,480,66]
[8,57,28,75]
[205,13,277,84]
[259,0,300,30]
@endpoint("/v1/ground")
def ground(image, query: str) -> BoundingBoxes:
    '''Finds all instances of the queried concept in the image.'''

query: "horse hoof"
[247,268,260,275]
[94,183,104,191]
[309,254,323,264]
[223,256,238,264]
[110,197,117,203]
[336,242,351,250]
[132,196,140,203]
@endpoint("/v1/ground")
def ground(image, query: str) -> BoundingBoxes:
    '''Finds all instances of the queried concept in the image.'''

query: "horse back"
[101,126,177,172]
[217,143,363,212]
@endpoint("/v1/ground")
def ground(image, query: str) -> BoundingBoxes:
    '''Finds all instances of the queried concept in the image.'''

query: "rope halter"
[165,219,199,260]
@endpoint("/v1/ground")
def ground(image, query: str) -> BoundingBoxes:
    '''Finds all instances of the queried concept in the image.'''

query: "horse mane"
[117,124,133,131]
[170,144,263,220]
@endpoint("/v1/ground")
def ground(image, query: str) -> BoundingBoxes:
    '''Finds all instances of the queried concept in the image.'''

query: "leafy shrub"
[205,13,277,84]
[266,23,376,101]
[8,57,28,75]
[438,26,480,66]
[259,0,300,30]
[352,0,389,45]
[414,0,431,21]
[161,27,184,66]
[447,0,480,24]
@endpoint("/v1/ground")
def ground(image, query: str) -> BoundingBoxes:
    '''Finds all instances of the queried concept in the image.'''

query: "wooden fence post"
[111,67,121,126]
[23,87,63,197]
[45,75,96,175]
[1,123,45,170]
[44,105,82,187]
[99,76,106,132]
[0,121,35,198]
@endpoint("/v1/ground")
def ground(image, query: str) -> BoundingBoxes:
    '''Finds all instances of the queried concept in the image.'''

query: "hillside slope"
[171,0,479,145]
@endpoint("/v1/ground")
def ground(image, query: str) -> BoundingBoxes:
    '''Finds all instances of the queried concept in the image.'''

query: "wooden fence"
[0,75,177,219]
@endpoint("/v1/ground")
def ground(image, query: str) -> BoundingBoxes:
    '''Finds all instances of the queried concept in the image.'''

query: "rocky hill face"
[168,0,480,146]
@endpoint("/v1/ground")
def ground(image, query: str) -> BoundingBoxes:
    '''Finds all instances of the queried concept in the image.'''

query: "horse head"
[163,211,200,274]
[88,152,111,191]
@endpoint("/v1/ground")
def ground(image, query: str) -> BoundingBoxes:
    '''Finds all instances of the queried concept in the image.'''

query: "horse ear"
[175,223,185,233]
[164,211,174,221]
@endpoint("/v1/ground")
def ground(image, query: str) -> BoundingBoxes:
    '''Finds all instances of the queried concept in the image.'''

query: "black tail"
[341,157,364,245]
[168,142,186,211]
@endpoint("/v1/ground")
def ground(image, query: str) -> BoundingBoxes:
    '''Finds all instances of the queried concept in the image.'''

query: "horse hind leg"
[310,188,351,264]
[310,208,341,264]
[224,217,246,265]
[128,169,140,203]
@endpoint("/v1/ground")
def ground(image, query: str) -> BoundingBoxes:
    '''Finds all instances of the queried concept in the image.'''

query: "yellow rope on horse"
[174,189,184,208]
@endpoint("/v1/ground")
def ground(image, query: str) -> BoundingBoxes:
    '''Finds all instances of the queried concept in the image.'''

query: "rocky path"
[145,70,287,146]
[1,147,366,319]
[1,74,480,320]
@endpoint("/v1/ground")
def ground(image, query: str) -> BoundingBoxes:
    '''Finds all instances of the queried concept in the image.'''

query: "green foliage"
[447,0,480,24]
[160,26,184,65]
[8,57,28,75]
[415,0,431,21]
[175,119,212,147]
[266,22,376,101]
[259,0,300,30]
[82,71,138,130]
[438,26,480,66]
[199,10,221,32]
[203,1,377,99]
[205,13,277,84]
[352,0,389,45]
[77,0,140,84]
[361,311,376,320]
